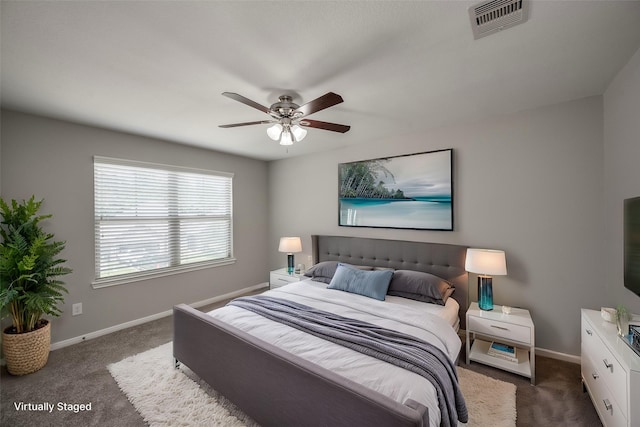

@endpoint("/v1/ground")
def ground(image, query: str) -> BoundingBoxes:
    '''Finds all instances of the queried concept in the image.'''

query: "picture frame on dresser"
[626,325,640,357]
[628,317,640,329]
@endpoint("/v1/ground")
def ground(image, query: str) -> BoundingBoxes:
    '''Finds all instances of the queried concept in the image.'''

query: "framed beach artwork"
[338,149,453,230]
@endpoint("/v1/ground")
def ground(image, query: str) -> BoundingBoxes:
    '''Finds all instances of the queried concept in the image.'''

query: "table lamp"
[465,248,507,311]
[279,237,302,274]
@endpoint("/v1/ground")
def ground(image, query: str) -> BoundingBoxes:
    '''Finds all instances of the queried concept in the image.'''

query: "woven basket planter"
[2,320,51,376]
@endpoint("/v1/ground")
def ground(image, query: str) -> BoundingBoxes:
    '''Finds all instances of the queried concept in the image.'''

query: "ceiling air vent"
[469,0,529,40]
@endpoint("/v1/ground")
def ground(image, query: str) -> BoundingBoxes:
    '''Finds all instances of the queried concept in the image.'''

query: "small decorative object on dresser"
[581,308,640,427]
[269,268,303,290]
[466,301,535,384]
[616,304,630,337]
[601,307,617,323]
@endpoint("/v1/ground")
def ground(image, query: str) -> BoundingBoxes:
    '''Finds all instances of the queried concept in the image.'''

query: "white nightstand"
[466,301,536,384]
[269,268,304,289]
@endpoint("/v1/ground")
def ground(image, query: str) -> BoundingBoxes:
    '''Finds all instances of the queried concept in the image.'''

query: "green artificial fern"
[0,196,71,333]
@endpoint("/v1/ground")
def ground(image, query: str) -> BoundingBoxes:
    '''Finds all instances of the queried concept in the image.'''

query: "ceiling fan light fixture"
[291,125,307,142]
[280,129,294,146]
[221,91,349,145]
[266,123,283,140]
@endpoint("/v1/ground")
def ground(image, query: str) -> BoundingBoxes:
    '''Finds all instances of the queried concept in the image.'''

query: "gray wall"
[4,56,638,355]
[269,96,605,356]
[0,110,270,343]
[604,47,640,316]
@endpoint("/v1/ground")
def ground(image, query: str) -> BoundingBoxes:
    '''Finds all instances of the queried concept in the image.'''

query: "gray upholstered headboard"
[311,235,469,329]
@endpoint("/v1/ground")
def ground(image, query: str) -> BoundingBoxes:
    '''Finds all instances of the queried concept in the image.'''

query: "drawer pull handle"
[592,372,599,380]
[603,399,613,412]
[586,329,593,336]
[490,325,509,331]
[603,359,613,371]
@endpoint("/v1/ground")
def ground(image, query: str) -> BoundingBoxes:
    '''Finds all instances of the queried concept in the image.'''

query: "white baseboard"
[535,347,581,364]
[50,283,269,351]
[458,329,581,365]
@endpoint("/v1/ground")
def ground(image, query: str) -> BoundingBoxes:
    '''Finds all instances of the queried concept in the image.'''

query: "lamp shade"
[291,125,307,141]
[278,237,302,253]
[465,248,507,276]
[280,130,294,146]
[267,123,283,141]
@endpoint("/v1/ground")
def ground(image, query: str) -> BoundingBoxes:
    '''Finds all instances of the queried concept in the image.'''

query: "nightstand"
[269,268,304,289]
[466,302,536,384]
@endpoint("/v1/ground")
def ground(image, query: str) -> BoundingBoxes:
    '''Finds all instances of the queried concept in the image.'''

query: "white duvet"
[208,279,462,427]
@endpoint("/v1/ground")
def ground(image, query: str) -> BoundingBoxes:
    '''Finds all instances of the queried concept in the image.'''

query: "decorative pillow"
[327,263,393,301]
[387,270,454,306]
[304,261,373,284]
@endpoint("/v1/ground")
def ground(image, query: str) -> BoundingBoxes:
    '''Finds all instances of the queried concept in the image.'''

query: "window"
[93,156,233,287]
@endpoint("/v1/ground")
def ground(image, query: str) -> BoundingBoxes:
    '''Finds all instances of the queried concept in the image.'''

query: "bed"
[173,235,469,427]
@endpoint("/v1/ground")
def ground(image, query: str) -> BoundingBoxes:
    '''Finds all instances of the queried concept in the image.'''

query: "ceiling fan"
[219,92,350,145]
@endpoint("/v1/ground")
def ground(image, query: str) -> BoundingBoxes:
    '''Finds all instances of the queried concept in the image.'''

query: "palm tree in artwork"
[339,160,406,199]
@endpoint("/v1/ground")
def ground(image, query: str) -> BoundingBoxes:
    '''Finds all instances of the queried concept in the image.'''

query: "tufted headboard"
[311,235,469,329]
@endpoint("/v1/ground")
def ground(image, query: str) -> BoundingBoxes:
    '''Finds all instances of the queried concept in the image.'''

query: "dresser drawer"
[468,315,531,345]
[582,316,628,415]
[269,272,301,288]
[582,349,628,427]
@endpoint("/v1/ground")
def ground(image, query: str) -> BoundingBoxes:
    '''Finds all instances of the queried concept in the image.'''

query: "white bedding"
[208,279,462,427]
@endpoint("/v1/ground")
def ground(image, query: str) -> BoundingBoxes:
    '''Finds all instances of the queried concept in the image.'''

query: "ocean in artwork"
[339,197,452,230]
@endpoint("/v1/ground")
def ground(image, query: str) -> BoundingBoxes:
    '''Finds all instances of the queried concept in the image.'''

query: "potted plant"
[616,304,630,337]
[0,196,71,375]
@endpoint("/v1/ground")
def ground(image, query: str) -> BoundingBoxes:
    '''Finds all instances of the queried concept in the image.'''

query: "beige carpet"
[108,342,516,427]
[459,365,517,426]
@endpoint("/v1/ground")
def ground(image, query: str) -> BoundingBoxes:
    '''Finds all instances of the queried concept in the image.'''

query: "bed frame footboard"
[173,303,427,427]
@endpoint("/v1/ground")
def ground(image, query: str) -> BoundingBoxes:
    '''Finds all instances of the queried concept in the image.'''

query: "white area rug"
[108,342,516,427]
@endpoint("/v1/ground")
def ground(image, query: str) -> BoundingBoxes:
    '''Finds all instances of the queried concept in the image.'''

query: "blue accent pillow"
[327,263,394,301]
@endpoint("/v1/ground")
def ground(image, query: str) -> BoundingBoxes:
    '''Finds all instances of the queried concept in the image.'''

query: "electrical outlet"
[72,303,83,316]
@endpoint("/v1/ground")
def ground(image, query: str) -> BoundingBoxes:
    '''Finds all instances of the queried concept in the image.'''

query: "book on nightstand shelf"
[487,341,518,363]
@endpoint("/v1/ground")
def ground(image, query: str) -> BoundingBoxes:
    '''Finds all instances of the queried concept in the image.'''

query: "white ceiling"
[2,1,640,161]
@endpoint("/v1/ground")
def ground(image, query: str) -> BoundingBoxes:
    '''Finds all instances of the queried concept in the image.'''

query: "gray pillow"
[387,270,454,306]
[327,264,393,301]
[304,261,373,284]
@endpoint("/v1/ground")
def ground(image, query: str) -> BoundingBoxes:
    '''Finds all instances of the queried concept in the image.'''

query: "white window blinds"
[93,157,233,286]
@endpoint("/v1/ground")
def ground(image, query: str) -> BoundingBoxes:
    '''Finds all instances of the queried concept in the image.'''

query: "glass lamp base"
[478,276,493,311]
[287,254,294,275]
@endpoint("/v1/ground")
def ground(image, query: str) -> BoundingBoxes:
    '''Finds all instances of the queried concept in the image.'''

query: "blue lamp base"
[287,254,295,275]
[478,276,493,311]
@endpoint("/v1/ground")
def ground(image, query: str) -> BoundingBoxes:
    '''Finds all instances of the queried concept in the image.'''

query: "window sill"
[91,258,237,289]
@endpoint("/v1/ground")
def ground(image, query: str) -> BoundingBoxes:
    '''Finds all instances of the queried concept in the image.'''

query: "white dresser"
[581,309,640,427]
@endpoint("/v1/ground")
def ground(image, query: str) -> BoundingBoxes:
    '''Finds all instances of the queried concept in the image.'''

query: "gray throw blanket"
[228,295,468,427]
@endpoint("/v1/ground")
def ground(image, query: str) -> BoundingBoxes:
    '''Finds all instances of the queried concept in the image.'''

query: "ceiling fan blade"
[222,92,271,114]
[296,92,344,117]
[299,119,350,133]
[219,120,274,128]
